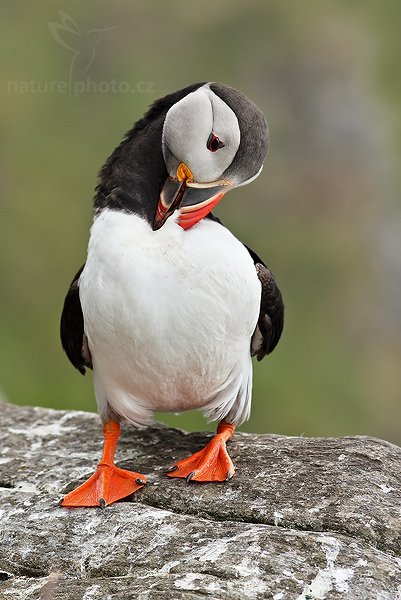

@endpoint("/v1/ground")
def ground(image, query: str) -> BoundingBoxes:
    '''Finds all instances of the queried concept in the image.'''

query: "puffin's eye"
[207,133,225,152]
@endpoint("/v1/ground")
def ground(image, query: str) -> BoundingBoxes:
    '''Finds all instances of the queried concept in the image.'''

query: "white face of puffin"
[152,83,266,231]
[162,84,241,184]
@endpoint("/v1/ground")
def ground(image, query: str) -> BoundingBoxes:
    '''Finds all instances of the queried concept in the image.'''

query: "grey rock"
[0,403,400,599]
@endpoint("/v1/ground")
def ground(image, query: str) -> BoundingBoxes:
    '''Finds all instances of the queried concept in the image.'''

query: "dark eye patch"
[207,133,225,152]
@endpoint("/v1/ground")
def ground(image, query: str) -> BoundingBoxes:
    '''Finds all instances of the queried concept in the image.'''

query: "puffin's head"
[154,82,268,230]
[95,82,268,229]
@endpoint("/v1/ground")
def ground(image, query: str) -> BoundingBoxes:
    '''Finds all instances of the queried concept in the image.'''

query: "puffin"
[59,82,284,508]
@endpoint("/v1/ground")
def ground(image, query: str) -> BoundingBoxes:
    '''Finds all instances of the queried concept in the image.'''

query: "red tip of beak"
[177,193,225,230]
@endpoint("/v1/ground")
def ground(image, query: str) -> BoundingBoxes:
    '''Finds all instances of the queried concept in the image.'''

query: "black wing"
[244,245,284,360]
[60,265,92,375]
[206,213,284,360]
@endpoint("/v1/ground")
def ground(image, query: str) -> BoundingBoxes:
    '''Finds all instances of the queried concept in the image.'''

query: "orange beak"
[152,163,232,231]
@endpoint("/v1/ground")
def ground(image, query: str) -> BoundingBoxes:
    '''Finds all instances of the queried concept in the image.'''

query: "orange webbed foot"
[166,421,235,483]
[60,464,147,508]
[60,420,147,508]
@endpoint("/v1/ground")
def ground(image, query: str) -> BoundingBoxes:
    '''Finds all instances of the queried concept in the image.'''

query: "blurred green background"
[1,1,401,443]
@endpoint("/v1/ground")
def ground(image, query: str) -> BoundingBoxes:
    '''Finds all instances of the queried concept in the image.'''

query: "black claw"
[186,471,196,483]
[226,470,233,481]
[136,478,146,485]
[167,466,178,473]
[99,498,106,509]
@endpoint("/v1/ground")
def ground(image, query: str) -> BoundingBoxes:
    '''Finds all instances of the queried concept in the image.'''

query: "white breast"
[79,208,261,427]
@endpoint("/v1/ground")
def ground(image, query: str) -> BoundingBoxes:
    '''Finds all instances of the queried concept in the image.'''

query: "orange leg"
[60,421,147,508]
[166,421,235,482]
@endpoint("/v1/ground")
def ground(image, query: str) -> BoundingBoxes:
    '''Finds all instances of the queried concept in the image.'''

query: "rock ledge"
[0,403,400,599]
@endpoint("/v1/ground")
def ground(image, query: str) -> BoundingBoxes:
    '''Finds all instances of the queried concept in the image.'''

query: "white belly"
[79,208,261,426]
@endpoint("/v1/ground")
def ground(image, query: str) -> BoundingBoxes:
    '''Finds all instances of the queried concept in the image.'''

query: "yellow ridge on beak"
[176,163,194,183]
